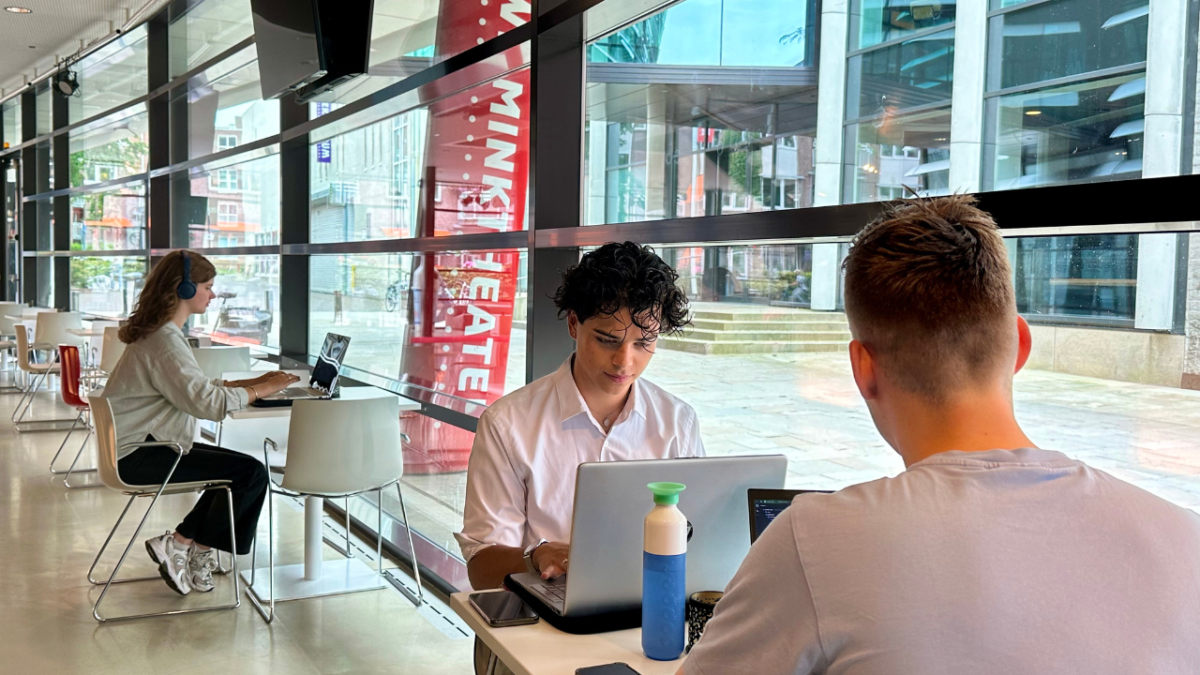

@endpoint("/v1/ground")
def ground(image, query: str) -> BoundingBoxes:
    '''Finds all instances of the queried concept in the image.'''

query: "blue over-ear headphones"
[177,252,197,300]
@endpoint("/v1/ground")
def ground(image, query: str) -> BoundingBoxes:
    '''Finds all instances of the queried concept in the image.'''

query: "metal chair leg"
[246,484,276,623]
[87,495,160,586]
[48,411,83,473]
[63,427,100,489]
[94,484,241,622]
[395,480,424,606]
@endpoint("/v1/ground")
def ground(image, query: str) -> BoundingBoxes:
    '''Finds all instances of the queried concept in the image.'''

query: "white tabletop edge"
[450,591,685,675]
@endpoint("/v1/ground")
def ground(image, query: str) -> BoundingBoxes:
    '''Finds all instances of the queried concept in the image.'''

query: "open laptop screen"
[310,333,351,391]
[748,488,831,543]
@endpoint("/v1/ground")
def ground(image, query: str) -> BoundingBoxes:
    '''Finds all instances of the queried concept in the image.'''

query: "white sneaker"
[187,546,218,593]
[145,532,191,596]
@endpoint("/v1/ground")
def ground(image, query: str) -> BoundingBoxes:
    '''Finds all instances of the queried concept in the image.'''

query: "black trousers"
[118,438,268,555]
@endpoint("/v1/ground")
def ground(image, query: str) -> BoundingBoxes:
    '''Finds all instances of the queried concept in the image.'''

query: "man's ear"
[848,339,878,401]
[1014,315,1032,374]
[567,311,579,341]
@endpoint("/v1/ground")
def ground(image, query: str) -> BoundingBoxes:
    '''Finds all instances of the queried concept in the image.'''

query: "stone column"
[947,0,987,193]
[812,0,849,207]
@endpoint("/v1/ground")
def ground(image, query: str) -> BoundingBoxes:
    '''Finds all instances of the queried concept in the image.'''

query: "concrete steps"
[662,306,851,355]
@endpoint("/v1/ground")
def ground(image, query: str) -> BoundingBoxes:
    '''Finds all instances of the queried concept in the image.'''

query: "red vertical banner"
[400,1,531,473]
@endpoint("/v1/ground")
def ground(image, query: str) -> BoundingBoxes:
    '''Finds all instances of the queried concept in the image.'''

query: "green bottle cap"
[647,482,686,505]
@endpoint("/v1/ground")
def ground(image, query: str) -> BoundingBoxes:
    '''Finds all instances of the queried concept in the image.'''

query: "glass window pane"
[35,83,51,136]
[34,198,52,251]
[989,0,1149,91]
[69,106,149,188]
[70,183,147,251]
[172,45,280,162]
[584,0,820,225]
[648,235,1200,513]
[847,29,954,118]
[3,98,21,147]
[308,249,527,397]
[168,0,254,78]
[311,67,530,242]
[392,411,476,561]
[312,0,531,109]
[985,71,1144,190]
[846,107,950,202]
[195,254,279,348]
[69,256,147,318]
[852,0,957,51]
[69,26,149,123]
[1012,234,1139,326]
[174,152,280,247]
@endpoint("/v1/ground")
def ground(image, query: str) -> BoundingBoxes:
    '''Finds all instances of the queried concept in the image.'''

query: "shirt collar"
[553,355,648,424]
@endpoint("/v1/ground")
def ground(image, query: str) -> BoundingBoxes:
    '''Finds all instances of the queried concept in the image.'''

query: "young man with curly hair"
[456,241,704,593]
[680,196,1200,675]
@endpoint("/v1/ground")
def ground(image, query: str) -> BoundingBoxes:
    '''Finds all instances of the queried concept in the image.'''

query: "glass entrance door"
[4,158,19,301]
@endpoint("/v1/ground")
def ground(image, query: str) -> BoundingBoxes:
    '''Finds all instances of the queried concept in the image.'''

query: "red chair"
[48,344,98,489]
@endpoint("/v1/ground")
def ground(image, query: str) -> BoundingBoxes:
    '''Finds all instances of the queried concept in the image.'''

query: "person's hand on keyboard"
[532,541,570,580]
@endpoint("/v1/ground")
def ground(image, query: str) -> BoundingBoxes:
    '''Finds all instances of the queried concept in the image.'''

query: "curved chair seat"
[115,477,232,497]
[25,362,60,373]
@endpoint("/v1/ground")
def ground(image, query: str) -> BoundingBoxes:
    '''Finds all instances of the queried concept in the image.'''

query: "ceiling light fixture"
[4,6,32,13]
[1025,110,1042,116]
[55,70,79,97]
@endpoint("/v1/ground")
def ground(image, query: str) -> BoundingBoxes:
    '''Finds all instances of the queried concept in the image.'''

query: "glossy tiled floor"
[0,385,474,674]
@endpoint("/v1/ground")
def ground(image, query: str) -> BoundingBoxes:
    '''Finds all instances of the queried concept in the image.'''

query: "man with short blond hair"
[682,195,1200,675]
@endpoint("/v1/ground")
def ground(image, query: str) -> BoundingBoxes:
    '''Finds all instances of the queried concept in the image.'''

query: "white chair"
[0,302,27,391]
[246,395,424,623]
[86,393,241,622]
[85,320,120,370]
[33,311,85,352]
[10,326,73,430]
[191,346,251,381]
[99,326,126,376]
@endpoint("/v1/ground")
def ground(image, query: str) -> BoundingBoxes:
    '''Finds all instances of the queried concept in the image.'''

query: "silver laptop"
[261,333,351,402]
[510,454,787,617]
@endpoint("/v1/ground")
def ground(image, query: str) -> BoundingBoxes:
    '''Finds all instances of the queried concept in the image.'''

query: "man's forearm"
[467,545,526,590]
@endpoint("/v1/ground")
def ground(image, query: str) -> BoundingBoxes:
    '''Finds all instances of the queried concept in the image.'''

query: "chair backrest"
[99,327,126,374]
[14,326,34,373]
[88,393,129,492]
[87,320,120,367]
[190,346,252,380]
[58,345,86,408]
[281,395,404,495]
[0,302,27,335]
[34,311,84,348]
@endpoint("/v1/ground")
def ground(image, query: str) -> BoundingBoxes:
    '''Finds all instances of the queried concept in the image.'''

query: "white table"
[66,328,106,338]
[235,386,422,603]
[452,591,686,675]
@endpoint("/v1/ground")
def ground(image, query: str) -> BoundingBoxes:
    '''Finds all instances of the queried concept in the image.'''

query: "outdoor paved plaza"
[396,344,1200,558]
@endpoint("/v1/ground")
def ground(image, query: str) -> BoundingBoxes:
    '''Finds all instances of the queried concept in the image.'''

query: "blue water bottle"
[642,482,687,661]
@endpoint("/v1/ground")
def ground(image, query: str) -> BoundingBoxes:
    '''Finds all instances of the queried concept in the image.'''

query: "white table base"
[240,558,386,602]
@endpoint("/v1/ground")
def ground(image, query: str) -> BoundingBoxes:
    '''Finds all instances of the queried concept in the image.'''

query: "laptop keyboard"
[532,579,566,609]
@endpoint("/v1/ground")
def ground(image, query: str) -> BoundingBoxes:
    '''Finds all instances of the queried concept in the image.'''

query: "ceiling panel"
[0,0,151,97]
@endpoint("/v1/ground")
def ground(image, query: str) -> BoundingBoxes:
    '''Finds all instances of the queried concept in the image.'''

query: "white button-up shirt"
[455,356,705,562]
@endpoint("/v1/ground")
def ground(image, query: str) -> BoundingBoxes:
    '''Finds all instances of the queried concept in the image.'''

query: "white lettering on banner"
[482,175,513,207]
[490,80,523,119]
[476,254,504,272]
[484,138,516,172]
[499,0,530,27]
[459,368,491,392]
[488,120,519,136]
[465,304,498,336]
[464,337,496,364]
[469,277,501,301]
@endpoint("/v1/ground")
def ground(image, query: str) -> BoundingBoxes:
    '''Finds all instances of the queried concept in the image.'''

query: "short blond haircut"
[842,195,1016,401]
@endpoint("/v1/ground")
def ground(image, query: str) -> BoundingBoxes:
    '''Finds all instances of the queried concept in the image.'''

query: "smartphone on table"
[469,590,539,627]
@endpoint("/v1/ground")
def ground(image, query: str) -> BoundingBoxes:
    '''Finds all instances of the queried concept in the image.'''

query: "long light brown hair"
[119,250,217,344]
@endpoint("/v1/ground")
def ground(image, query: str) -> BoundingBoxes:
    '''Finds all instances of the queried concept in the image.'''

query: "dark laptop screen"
[310,333,351,391]
[748,489,832,543]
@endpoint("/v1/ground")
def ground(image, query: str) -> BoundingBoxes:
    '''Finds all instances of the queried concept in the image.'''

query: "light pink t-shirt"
[686,448,1200,675]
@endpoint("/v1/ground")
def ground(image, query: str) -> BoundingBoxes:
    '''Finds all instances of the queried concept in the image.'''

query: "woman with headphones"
[102,250,300,596]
